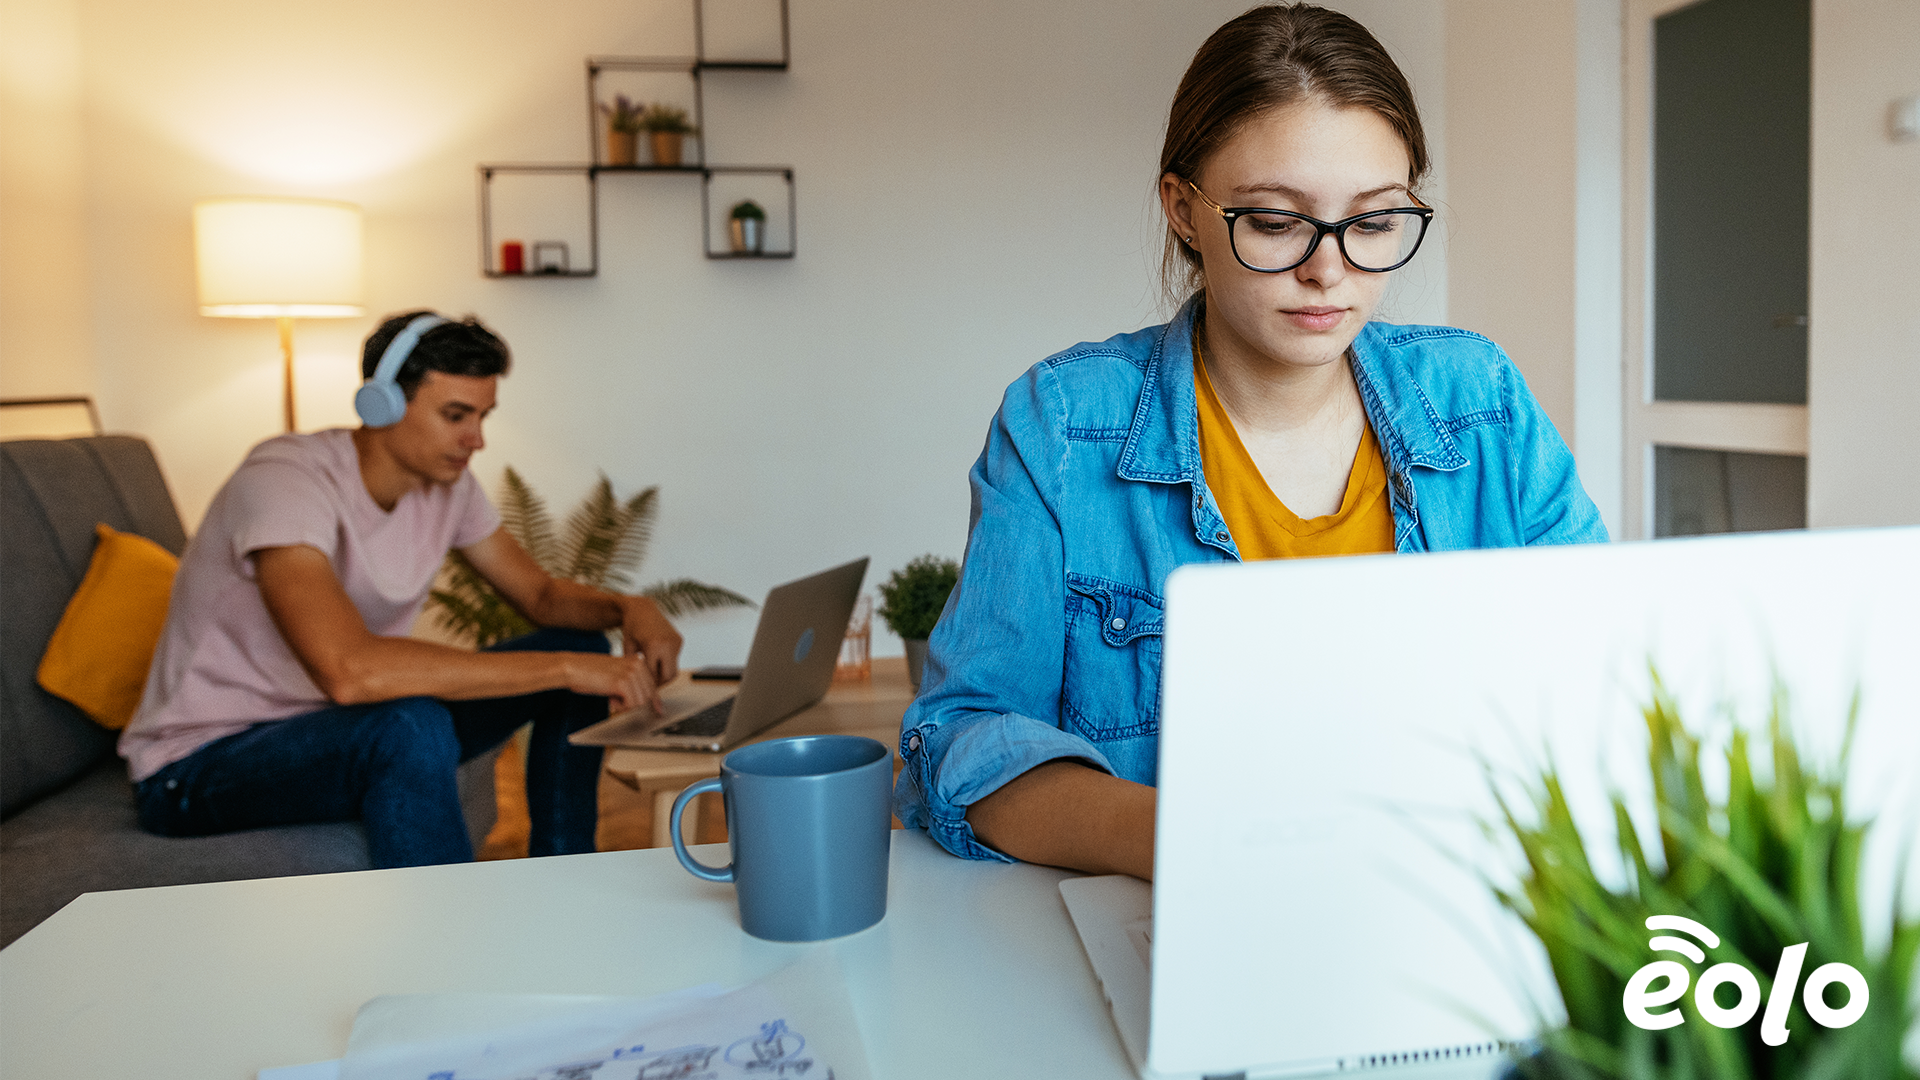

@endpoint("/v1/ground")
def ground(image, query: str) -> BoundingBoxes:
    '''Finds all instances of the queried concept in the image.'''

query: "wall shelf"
[477,0,794,277]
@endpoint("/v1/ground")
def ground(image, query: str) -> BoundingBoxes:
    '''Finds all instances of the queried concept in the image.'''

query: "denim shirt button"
[166,779,178,790]
[905,732,922,753]
[1214,529,1229,543]
[1110,616,1126,632]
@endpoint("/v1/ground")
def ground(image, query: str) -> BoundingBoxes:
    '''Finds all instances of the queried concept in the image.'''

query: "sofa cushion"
[3,437,189,818]
[38,523,180,730]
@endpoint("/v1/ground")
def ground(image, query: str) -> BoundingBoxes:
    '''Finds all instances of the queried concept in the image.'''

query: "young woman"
[893,4,1607,879]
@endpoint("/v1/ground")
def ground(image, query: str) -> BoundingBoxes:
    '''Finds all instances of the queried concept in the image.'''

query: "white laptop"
[571,557,868,752]
[1064,528,1920,1079]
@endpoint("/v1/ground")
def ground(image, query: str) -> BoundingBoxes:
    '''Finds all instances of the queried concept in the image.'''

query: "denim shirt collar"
[1112,294,1470,550]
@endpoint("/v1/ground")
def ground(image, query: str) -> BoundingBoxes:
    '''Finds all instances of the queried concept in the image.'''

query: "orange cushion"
[37,523,179,730]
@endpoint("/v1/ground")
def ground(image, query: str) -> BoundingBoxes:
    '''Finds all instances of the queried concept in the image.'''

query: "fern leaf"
[498,466,559,573]
[562,474,624,586]
[643,578,755,618]
[603,486,659,592]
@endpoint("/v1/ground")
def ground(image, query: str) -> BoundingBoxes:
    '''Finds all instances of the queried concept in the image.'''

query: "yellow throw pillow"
[37,523,179,730]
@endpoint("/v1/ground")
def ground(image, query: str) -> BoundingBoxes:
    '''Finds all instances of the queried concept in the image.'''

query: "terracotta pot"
[651,131,684,167]
[606,129,637,167]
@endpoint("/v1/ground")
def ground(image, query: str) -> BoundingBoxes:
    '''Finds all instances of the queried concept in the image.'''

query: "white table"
[0,831,1135,1080]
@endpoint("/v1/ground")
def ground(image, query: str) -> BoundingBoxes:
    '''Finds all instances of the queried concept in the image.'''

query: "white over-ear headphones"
[354,314,449,428]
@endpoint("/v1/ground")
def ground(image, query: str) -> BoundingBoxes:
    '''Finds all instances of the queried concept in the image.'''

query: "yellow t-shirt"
[1193,348,1396,560]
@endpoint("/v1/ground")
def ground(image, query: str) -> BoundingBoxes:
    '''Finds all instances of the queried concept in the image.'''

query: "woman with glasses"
[895,4,1606,878]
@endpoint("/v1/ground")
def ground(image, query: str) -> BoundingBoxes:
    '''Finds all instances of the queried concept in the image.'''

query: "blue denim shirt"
[893,298,1608,862]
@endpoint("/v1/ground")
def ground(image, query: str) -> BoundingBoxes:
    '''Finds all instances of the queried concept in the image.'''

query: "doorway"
[1623,0,1811,538]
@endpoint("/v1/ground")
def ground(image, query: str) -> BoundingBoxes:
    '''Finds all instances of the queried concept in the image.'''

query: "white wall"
[0,0,94,398]
[0,0,1450,664]
[1807,0,1920,528]
[1444,0,1601,519]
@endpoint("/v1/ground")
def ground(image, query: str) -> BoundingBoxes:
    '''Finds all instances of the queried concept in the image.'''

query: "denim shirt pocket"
[1062,574,1164,743]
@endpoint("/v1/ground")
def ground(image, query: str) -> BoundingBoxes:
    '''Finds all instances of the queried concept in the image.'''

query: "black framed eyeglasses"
[1186,180,1433,274]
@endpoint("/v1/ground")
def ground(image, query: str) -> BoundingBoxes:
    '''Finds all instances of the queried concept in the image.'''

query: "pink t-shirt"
[120,429,500,781]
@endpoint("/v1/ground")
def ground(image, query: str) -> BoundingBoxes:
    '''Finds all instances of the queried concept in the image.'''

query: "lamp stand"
[277,316,297,432]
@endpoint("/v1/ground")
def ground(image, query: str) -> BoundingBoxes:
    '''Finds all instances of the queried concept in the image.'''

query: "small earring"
[1184,236,1194,244]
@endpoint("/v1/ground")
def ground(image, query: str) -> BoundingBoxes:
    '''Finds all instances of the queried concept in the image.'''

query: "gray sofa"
[1,436,496,948]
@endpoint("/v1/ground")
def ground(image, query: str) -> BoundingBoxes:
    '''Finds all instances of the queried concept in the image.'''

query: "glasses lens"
[1340,210,1427,272]
[1229,212,1318,272]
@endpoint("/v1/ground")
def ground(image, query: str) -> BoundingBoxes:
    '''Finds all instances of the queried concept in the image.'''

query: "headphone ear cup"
[354,380,408,428]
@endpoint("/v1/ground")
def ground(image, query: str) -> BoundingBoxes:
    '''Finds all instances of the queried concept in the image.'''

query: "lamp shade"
[193,197,365,318]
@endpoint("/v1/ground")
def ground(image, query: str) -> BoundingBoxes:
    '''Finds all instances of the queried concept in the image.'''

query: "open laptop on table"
[1063,528,1920,1079]
[571,557,868,752]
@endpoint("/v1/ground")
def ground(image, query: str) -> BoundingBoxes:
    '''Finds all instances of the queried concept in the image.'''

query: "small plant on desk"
[877,555,959,693]
[1487,671,1917,1080]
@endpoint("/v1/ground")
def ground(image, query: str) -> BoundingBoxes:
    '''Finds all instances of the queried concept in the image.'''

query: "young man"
[121,311,679,865]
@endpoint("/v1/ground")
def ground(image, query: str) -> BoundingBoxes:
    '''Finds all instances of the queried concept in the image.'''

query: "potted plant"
[1489,673,1918,1079]
[599,95,643,167]
[428,466,752,648]
[641,104,698,167]
[876,555,960,693]
[728,200,766,255]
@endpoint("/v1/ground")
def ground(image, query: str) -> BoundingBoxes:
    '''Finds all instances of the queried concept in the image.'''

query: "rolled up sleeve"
[893,363,1114,861]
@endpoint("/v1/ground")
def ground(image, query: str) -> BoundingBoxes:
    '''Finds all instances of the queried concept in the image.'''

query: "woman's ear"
[1159,172,1199,247]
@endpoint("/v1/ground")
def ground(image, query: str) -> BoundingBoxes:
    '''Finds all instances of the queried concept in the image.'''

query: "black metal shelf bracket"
[477,0,794,277]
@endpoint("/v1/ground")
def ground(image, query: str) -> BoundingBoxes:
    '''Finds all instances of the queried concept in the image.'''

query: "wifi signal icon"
[1623,914,1870,1042]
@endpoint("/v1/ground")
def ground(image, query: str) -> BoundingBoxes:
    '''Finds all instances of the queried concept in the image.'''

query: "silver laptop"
[1064,528,1920,1079]
[571,557,868,752]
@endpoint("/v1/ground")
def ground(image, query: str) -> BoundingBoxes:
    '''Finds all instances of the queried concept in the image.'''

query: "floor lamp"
[193,198,365,432]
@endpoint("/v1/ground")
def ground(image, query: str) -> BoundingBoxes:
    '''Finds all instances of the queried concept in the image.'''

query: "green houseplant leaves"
[428,466,752,648]
[1493,672,1918,1080]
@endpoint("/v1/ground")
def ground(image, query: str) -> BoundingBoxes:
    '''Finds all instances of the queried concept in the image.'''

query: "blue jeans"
[135,628,611,867]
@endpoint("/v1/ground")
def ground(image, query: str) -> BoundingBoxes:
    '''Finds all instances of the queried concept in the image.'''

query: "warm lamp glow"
[194,197,365,432]
[193,197,365,317]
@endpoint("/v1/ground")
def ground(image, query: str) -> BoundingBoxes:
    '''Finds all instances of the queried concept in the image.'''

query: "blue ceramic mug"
[670,735,893,942]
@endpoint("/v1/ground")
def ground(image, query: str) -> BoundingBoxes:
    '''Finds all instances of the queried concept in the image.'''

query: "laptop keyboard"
[661,696,734,737]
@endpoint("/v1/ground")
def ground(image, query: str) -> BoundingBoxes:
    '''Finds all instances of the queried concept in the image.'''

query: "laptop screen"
[1150,528,1920,1078]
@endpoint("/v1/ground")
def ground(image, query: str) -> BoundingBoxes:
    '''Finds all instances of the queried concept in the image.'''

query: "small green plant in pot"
[877,555,959,693]
[640,104,698,166]
[728,200,766,255]
[1490,671,1918,1080]
[599,95,643,166]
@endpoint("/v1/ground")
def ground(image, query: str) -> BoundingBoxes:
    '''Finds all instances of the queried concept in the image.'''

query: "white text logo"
[1622,916,1869,1043]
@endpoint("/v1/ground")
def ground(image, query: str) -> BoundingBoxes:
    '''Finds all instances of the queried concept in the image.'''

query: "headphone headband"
[370,314,449,386]
[355,313,449,427]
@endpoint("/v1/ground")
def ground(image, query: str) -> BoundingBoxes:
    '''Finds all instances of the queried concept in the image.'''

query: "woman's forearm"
[965,760,1157,879]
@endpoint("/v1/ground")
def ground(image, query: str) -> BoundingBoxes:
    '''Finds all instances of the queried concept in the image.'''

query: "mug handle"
[670,777,733,882]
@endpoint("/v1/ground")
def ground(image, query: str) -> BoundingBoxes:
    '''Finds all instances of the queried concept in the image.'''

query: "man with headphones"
[119,311,680,866]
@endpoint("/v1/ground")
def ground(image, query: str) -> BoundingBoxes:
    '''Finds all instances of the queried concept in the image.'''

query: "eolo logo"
[1623,915,1870,1042]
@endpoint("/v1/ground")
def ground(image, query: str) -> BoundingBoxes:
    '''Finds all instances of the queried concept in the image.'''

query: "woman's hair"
[360,311,511,400]
[1159,3,1429,301]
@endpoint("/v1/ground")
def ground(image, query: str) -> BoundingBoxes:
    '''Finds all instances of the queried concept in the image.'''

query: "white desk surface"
[0,830,1134,1080]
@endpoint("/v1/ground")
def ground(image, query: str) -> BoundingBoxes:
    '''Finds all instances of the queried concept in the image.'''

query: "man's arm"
[458,527,682,686]
[965,761,1157,879]
[255,544,656,709]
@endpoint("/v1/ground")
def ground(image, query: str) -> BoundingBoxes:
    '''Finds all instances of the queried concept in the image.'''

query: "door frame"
[1621,0,1810,540]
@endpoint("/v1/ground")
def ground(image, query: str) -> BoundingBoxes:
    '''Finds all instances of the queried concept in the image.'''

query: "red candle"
[500,241,525,274]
